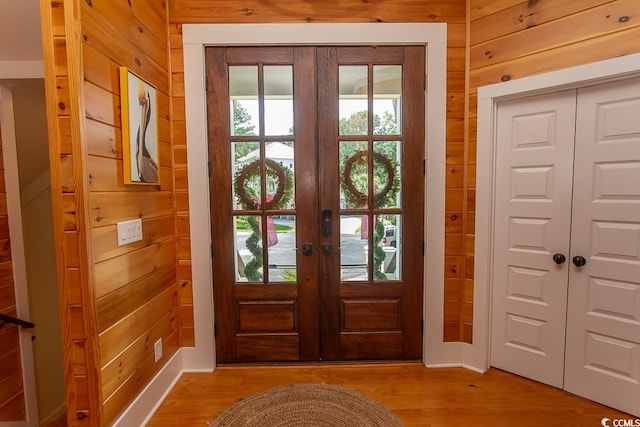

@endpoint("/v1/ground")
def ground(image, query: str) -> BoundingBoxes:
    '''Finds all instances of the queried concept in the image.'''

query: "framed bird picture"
[120,67,160,185]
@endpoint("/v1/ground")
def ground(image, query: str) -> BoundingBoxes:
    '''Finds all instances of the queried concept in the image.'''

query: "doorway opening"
[182,23,447,369]
[475,52,640,417]
[0,81,65,425]
[206,45,425,363]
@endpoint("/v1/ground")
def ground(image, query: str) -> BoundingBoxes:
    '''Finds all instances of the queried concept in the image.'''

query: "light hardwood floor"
[147,363,633,426]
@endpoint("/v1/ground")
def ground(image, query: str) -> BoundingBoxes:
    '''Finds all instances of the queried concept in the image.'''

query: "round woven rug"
[209,383,404,426]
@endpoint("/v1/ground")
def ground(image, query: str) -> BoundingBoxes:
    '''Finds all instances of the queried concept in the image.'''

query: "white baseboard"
[111,345,217,427]
[462,364,488,374]
[425,363,463,368]
[112,350,184,427]
[423,362,487,375]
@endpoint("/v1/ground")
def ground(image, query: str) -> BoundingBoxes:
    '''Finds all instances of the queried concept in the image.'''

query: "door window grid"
[229,65,297,284]
[338,64,403,282]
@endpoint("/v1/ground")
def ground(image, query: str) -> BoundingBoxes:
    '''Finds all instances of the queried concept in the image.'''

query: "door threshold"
[216,359,423,368]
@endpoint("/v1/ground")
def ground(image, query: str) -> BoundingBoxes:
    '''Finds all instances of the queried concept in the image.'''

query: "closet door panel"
[490,90,577,388]
[565,76,640,417]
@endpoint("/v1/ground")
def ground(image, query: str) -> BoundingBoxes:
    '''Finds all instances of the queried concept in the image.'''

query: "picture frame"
[119,67,159,185]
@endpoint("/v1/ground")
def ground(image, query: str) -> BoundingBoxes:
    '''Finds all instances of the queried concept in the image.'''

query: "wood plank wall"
[170,0,640,346]
[40,0,181,424]
[468,0,640,342]
[0,124,26,421]
[168,0,470,343]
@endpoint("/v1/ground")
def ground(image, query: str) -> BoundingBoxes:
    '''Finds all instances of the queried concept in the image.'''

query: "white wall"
[21,180,64,425]
[11,81,50,189]
[7,80,65,426]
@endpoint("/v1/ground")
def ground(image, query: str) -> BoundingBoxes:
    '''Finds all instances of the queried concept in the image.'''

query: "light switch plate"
[116,218,143,246]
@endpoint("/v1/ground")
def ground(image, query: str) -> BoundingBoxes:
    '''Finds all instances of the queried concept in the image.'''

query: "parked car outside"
[380,224,396,248]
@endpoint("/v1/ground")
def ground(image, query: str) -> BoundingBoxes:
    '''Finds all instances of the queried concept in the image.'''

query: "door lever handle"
[321,243,333,255]
[301,242,313,256]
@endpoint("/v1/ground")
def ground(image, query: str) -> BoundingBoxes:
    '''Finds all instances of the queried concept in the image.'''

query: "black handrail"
[0,313,35,330]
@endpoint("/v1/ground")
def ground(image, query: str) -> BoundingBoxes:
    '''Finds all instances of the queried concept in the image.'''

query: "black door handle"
[321,243,333,255]
[301,242,313,256]
[572,256,587,267]
[552,253,566,264]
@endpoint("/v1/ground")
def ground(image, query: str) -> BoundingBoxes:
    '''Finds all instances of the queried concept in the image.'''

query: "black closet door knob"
[572,256,587,267]
[552,253,566,264]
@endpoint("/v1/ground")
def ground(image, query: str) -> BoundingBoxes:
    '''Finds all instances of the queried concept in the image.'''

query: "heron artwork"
[136,80,159,182]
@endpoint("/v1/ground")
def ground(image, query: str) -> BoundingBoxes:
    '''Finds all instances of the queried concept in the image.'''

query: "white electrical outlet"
[116,218,143,246]
[154,338,163,362]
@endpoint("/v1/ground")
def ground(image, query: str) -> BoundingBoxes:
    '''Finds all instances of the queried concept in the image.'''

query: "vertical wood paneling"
[468,0,640,344]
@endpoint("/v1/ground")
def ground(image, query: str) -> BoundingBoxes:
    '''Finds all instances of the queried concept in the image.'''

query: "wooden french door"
[206,45,424,363]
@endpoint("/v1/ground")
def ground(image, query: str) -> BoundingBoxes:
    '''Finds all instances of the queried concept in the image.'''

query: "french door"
[206,45,424,363]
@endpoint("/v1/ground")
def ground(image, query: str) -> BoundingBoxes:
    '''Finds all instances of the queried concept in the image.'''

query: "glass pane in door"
[234,215,263,283]
[374,214,402,281]
[266,141,295,210]
[339,66,368,136]
[373,140,402,209]
[339,141,368,209]
[264,66,294,136]
[231,141,260,210]
[267,216,297,282]
[340,214,368,281]
[229,66,258,136]
[373,65,402,135]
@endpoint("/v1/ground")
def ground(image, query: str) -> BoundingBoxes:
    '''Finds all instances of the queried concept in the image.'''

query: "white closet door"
[564,76,640,417]
[491,90,576,387]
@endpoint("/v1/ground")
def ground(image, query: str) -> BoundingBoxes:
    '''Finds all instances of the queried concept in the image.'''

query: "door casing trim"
[180,23,449,369]
[475,51,640,372]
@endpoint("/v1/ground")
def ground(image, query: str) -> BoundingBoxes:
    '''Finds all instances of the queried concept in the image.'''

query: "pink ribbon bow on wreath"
[252,195,279,247]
